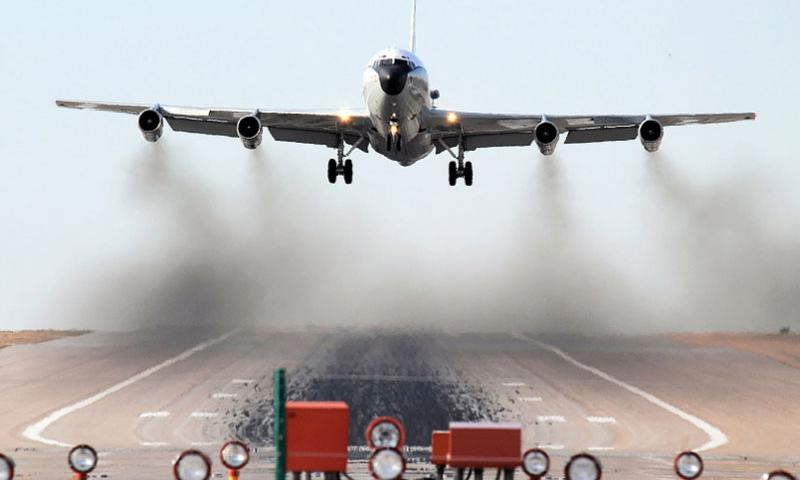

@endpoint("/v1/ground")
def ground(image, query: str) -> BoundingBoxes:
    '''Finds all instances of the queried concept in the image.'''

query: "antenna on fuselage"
[409,0,417,53]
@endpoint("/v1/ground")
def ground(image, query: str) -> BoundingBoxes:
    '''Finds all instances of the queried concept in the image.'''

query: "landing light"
[522,448,550,478]
[369,448,406,480]
[68,445,98,475]
[220,440,250,470]
[174,449,212,480]
[674,451,703,480]
[367,417,405,449]
[338,111,352,123]
[389,124,399,136]
[0,453,14,480]
[446,112,459,124]
[565,453,602,480]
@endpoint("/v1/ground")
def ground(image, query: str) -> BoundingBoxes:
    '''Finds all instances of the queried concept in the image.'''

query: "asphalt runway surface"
[0,328,798,480]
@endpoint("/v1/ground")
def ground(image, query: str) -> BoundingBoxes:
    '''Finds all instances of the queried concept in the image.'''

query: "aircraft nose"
[376,63,412,96]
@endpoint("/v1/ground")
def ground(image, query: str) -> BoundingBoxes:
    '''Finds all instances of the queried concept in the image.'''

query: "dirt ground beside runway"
[0,330,89,349]
[669,332,800,370]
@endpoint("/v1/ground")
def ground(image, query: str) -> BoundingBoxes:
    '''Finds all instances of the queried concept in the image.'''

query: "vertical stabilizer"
[409,0,417,53]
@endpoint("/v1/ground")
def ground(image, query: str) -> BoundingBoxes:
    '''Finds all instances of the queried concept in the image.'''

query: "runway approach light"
[674,452,703,480]
[0,453,15,480]
[68,445,98,477]
[522,449,550,479]
[174,449,212,480]
[367,417,405,449]
[220,441,250,477]
[765,471,797,480]
[369,448,406,480]
[565,453,602,480]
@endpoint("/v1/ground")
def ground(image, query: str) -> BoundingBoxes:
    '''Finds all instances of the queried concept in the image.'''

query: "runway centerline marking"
[139,441,170,447]
[519,396,543,402]
[588,446,615,452]
[587,416,616,424]
[139,411,170,418]
[22,329,238,447]
[515,333,728,452]
[537,415,566,423]
[502,381,526,387]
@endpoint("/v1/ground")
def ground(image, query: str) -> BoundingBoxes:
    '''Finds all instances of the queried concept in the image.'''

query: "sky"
[0,0,798,333]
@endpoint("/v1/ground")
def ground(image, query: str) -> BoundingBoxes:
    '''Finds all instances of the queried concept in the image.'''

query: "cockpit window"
[374,58,416,69]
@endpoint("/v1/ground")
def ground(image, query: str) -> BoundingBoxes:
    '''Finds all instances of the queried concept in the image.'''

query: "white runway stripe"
[22,330,238,447]
[538,444,565,450]
[139,442,169,447]
[139,411,170,418]
[211,393,239,399]
[587,416,617,424]
[537,415,566,423]
[502,382,526,387]
[588,446,615,452]
[515,333,729,452]
[191,412,219,418]
[519,396,543,402]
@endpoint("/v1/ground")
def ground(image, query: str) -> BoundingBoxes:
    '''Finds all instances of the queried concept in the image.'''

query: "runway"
[1,328,798,479]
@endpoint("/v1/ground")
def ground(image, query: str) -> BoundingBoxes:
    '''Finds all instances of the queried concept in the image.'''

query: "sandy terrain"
[670,332,800,369]
[0,329,797,480]
[0,330,89,349]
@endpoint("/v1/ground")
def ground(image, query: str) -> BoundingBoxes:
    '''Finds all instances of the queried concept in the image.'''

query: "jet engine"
[237,115,262,150]
[639,118,663,152]
[534,120,559,155]
[137,109,163,142]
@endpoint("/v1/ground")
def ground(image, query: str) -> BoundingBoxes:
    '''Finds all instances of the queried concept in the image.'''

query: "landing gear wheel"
[448,161,457,186]
[464,161,474,186]
[344,159,353,184]
[327,159,337,184]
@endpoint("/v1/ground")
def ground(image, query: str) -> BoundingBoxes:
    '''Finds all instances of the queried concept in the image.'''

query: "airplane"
[56,1,755,187]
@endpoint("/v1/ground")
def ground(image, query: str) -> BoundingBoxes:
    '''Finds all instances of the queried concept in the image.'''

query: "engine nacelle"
[137,109,163,143]
[534,120,559,155]
[237,115,262,150]
[639,118,663,153]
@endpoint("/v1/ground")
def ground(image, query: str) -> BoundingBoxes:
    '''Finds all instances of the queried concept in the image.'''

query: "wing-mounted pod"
[137,108,164,142]
[534,116,559,155]
[237,114,263,150]
[639,116,663,152]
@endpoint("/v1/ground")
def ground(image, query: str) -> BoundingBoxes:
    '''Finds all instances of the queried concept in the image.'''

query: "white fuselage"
[362,48,434,166]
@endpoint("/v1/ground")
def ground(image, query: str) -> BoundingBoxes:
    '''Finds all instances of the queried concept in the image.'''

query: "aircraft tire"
[464,161,474,186]
[344,159,353,184]
[327,159,337,184]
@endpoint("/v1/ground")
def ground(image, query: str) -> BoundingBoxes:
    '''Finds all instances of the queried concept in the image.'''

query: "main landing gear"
[327,136,364,185]
[441,140,473,186]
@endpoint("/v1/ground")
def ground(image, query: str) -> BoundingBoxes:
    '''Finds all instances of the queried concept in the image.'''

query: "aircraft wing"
[425,109,756,152]
[55,100,372,151]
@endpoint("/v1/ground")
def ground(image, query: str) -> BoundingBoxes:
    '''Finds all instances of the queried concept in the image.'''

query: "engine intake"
[237,115,262,150]
[137,109,163,142]
[639,118,663,152]
[534,120,559,155]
